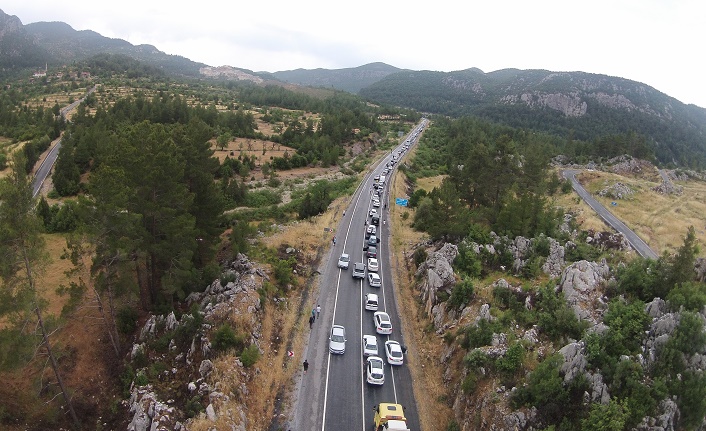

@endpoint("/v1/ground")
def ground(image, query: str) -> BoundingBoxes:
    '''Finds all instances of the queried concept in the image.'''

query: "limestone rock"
[542,238,566,278]
[559,342,587,382]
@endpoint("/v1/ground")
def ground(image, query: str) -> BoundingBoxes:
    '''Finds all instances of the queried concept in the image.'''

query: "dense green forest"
[360,69,706,168]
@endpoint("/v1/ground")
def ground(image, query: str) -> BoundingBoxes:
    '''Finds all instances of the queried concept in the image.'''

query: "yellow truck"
[373,403,411,431]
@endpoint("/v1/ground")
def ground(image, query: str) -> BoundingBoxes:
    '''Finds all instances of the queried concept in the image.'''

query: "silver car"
[329,325,347,354]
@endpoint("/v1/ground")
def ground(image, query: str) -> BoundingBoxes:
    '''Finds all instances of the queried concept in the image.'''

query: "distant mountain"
[359,68,706,167]
[0,9,206,76]
[272,62,403,94]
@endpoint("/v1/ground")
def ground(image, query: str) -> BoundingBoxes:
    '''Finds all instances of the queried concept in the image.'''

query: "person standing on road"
[303,359,309,374]
[316,304,321,319]
[309,315,314,328]
[311,305,316,320]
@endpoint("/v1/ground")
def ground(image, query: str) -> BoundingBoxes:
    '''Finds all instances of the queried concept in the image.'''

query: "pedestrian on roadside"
[316,304,321,318]
[309,315,314,328]
[312,306,316,319]
[303,359,309,374]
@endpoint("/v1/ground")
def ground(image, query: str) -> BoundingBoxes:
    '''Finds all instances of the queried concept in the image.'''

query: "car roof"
[375,311,390,320]
[354,262,365,269]
[369,272,380,278]
[367,293,379,300]
[332,325,345,334]
[340,253,349,258]
[363,334,377,342]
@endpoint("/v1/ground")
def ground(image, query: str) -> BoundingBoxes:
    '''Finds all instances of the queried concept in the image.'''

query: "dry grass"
[416,175,445,192]
[388,151,452,431]
[572,170,706,256]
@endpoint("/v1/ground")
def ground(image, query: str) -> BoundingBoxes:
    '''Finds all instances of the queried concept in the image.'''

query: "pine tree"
[0,152,80,428]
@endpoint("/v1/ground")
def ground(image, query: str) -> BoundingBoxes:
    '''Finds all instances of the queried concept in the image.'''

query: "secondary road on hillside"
[32,85,97,197]
[562,169,658,259]
[290,121,426,431]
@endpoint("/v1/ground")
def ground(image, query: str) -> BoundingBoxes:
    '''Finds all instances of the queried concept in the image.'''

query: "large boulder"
[635,398,679,431]
[416,244,458,315]
[557,259,610,325]
[559,342,587,382]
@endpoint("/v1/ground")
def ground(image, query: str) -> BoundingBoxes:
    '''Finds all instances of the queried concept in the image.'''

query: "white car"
[384,340,404,365]
[365,293,379,311]
[372,199,380,208]
[329,325,346,354]
[367,258,379,272]
[337,253,350,269]
[366,225,377,237]
[362,334,379,356]
[368,272,381,287]
[374,311,392,335]
[366,356,385,385]
[369,208,378,217]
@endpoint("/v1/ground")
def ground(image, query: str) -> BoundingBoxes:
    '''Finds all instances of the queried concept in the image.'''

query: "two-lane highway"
[562,169,658,259]
[292,120,426,431]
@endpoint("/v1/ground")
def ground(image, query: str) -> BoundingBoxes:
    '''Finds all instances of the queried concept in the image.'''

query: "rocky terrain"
[125,254,267,431]
[411,232,706,431]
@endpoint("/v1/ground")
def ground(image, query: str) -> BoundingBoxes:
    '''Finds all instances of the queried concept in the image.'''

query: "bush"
[464,349,489,369]
[461,319,497,349]
[117,306,139,335]
[413,247,428,267]
[461,372,478,394]
[212,324,245,352]
[448,277,474,310]
[240,344,260,367]
[666,281,706,312]
[496,342,525,375]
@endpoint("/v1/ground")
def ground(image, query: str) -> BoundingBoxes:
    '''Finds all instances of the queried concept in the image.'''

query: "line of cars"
[329,124,428,390]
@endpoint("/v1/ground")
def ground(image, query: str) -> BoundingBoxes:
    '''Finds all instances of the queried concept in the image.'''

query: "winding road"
[562,169,658,259]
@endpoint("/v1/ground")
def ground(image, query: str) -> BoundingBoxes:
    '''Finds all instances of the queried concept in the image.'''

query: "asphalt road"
[291,121,426,431]
[562,169,658,259]
[32,85,97,197]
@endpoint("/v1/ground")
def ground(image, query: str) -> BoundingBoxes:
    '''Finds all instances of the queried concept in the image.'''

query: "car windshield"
[340,255,349,262]
[331,333,345,342]
[389,347,402,357]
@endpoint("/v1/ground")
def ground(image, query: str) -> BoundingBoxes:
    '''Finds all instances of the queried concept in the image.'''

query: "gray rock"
[165,312,178,331]
[542,238,566,278]
[559,341,587,382]
[477,304,493,322]
[645,298,667,319]
[635,398,679,431]
[199,359,214,377]
[206,403,217,421]
[139,315,157,341]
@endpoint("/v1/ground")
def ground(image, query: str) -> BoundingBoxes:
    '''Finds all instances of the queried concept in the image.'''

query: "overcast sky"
[4,1,705,108]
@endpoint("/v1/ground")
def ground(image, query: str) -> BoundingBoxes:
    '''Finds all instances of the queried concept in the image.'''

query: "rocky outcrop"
[416,243,458,316]
[635,399,679,431]
[125,253,266,430]
[598,182,634,199]
[586,230,632,252]
[127,386,182,431]
[557,259,611,326]
[542,238,565,278]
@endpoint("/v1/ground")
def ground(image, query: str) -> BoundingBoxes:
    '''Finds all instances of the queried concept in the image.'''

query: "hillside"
[359,68,706,168]
[272,62,402,93]
[0,9,206,76]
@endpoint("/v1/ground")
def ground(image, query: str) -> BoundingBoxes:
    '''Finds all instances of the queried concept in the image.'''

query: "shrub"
[413,247,428,267]
[496,342,525,375]
[464,349,489,369]
[240,344,260,367]
[212,324,245,352]
[448,277,474,310]
[461,319,496,349]
[117,306,139,335]
[581,399,629,431]
[461,372,478,394]
[666,281,706,312]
